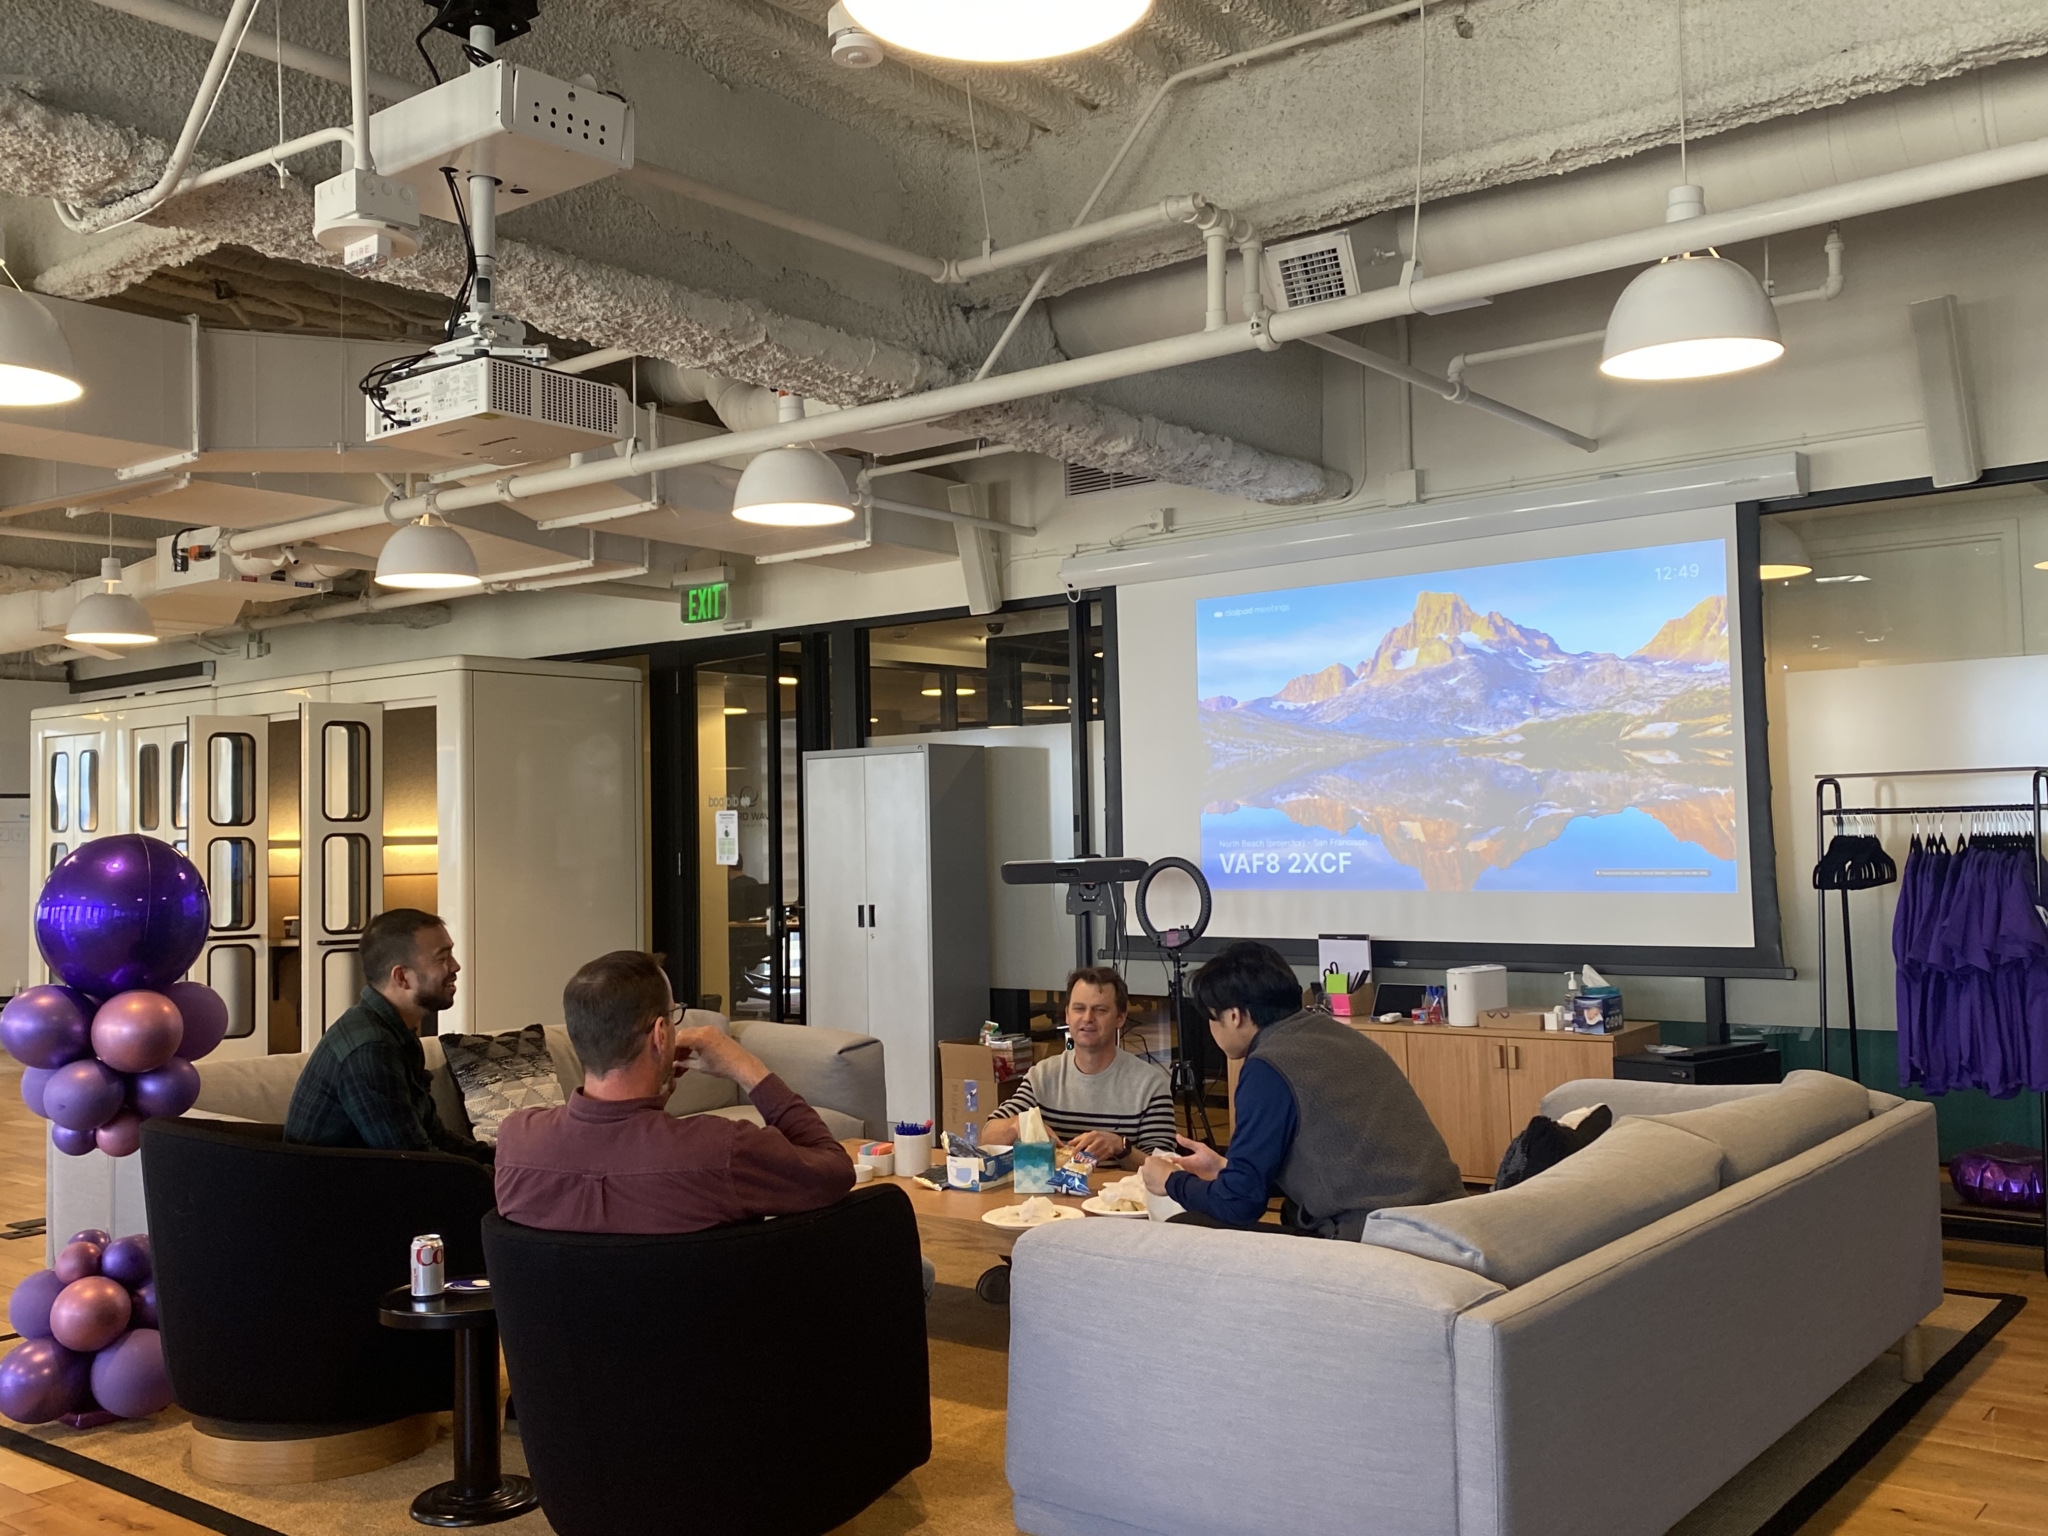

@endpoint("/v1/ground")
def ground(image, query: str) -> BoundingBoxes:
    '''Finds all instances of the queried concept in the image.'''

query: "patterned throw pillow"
[439,1025,565,1143]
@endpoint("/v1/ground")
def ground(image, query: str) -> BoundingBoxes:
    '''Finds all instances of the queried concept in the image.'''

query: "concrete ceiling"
[2,0,2047,541]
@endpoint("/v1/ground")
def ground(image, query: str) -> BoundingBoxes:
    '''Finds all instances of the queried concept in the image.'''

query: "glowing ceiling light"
[841,0,1151,62]
[1601,188,1782,382]
[65,558,157,646]
[0,283,84,408]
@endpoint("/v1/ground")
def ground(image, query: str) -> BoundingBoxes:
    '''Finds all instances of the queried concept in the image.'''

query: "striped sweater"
[986,1049,1178,1152]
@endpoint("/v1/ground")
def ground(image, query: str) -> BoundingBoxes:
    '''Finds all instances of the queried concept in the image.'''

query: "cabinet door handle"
[867,904,877,927]
[1494,1044,1505,1069]
[1510,1045,1522,1070]
[856,905,865,928]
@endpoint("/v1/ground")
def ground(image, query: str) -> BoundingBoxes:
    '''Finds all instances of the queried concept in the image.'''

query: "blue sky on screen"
[1196,538,1728,701]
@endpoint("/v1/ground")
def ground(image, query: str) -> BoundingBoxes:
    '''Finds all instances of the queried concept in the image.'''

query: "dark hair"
[563,951,672,1076]
[361,908,447,992]
[1190,941,1304,1028]
[1065,965,1129,1013]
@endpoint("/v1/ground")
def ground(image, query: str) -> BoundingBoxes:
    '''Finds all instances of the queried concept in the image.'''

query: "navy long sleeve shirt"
[1165,1057,1298,1226]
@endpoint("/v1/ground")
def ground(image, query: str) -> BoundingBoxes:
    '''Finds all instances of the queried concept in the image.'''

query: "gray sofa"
[1005,1070,1942,1536]
[191,1014,888,1142]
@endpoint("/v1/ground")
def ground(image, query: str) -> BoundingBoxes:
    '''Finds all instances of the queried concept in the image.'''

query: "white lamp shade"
[0,288,84,408]
[732,447,856,527]
[376,517,481,588]
[66,558,157,646]
[841,0,1150,62]
[1600,253,1784,381]
[1758,519,1812,580]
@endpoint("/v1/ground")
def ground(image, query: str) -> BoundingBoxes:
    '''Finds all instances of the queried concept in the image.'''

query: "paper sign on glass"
[714,809,739,866]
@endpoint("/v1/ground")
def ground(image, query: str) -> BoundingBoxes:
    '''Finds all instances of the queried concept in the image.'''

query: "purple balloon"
[91,991,184,1074]
[43,1057,124,1132]
[131,1280,157,1329]
[8,1270,63,1341]
[1951,1143,2045,1211]
[90,1329,171,1420]
[0,986,95,1069]
[94,1110,144,1159]
[49,1276,130,1354]
[0,1338,92,1425]
[166,982,229,1063]
[20,1066,54,1119]
[50,1124,97,1157]
[130,1058,200,1120]
[53,1240,102,1284]
[67,1229,111,1248]
[35,836,209,997]
[100,1235,151,1290]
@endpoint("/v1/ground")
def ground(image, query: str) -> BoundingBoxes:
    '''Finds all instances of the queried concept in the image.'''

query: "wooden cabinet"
[1357,1019,1659,1181]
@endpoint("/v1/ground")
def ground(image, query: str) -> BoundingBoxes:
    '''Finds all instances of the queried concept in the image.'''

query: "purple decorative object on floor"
[42,1058,124,1133]
[67,1229,111,1248]
[53,1240,102,1285]
[164,981,228,1062]
[93,1110,145,1159]
[0,986,95,1069]
[0,1338,92,1425]
[34,835,209,996]
[131,1280,157,1329]
[7,1270,63,1341]
[90,1329,171,1420]
[1950,1142,2046,1211]
[100,1235,151,1289]
[48,1276,131,1354]
[18,1066,53,1119]
[130,1057,200,1120]
[91,991,184,1074]
[50,1124,97,1157]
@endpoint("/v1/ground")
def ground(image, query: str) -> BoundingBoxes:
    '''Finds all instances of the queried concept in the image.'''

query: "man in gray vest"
[1141,940,1462,1238]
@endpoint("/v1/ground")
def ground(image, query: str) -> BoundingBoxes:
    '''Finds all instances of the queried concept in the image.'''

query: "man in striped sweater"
[979,967,1178,1167]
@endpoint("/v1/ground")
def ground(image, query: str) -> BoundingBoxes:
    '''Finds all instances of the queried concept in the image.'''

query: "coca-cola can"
[410,1233,446,1298]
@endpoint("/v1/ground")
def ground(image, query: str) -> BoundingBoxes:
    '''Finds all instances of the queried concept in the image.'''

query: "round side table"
[378,1284,539,1527]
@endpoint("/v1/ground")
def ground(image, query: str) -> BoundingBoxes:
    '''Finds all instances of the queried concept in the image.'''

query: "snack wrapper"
[1049,1164,1091,1198]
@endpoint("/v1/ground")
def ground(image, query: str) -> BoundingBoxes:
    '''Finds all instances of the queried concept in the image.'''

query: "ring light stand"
[1136,857,1215,1146]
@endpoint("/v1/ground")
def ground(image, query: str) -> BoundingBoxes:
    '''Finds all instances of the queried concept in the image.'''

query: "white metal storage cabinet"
[803,743,988,1129]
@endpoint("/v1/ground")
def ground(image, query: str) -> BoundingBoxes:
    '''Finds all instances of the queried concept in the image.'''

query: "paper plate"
[981,1204,1086,1229]
[1080,1195,1149,1218]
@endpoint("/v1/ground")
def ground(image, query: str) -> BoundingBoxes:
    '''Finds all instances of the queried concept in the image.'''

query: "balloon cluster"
[0,1231,172,1426]
[2,836,221,1157]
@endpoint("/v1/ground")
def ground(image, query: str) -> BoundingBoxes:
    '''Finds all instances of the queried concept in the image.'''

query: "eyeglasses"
[663,1004,687,1029]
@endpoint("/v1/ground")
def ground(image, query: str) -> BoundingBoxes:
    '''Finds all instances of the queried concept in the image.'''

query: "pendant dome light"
[731,395,856,528]
[1600,186,1783,381]
[66,558,159,647]
[375,513,481,589]
[0,271,84,408]
[839,0,1152,63]
[1757,519,1813,581]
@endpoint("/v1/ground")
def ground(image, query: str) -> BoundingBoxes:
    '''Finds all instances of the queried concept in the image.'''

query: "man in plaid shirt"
[285,908,492,1164]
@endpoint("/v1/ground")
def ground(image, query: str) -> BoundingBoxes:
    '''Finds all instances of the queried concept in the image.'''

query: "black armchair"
[140,1119,496,1434]
[483,1184,931,1536]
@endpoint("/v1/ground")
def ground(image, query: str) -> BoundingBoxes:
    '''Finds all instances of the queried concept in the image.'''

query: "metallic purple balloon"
[43,1057,124,1132]
[7,1270,63,1341]
[130,1058,200,1120]
[0,1338,92,1425]
[48,1276,130,1354]
[90,1329,171,1420]
[49,1124,97,1157]
[53,1240,101,1284]
[165,982,228,1062]
[91,991,183,1074]
[35,836,209,996]
[131,1281,157,1329]
[101,1235,151,1289]
[19,1067,53,1119]
[0,986,94,1069]
[66,1229,110,1248]
[1951,1143,2046,1211]
[94,1110,144,1159]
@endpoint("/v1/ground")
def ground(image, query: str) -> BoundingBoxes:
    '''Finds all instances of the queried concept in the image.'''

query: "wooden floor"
[0,1059,2039,1535]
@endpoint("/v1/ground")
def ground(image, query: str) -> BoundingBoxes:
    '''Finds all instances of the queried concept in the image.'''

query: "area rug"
[0,1288,2021,1536]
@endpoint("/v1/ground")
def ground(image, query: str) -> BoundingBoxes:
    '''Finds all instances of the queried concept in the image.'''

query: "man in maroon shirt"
[494,950,854,1233]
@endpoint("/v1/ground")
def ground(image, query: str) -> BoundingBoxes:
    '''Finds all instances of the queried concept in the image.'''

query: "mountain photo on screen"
[1195,539,1734,895]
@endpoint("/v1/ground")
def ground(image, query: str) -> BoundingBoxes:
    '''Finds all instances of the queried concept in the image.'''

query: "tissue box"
[946,1144,1015,1192]
[1570,987,1625,1034]
[1013,1140,1055,1194]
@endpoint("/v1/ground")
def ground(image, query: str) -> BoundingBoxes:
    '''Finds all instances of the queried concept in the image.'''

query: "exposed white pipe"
[866,493,1005,530]
[218,126,2048,555]
[1444,226,1845,385]
[346,0,374,173]
[54,0,264,234]
[628,164,948,282]
[1304,334,1597,452]
[550,348,637,376]
[0,527,155,551]
[862,443,1018,480]
[84,0,419,103]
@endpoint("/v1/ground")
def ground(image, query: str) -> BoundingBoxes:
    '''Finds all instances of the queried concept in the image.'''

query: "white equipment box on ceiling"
[365,357,627,463]
[368,61,635,223]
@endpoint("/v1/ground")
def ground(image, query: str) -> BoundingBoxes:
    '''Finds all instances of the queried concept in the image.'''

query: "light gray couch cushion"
[1640,1068,1872,1186]
[699,1102,864,1142]
[1541,1074,1902,1125]
[1360,1118,1723,1287]
[192,1052,309,1123]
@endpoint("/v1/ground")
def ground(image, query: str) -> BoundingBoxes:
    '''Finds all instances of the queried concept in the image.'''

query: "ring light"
[1136,856,1211,952]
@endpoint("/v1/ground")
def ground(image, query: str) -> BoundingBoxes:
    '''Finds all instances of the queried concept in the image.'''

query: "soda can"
[410,1233,446,1298]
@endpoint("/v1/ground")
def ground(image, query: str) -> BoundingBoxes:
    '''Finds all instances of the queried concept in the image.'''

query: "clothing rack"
[1814,768,2048,1273]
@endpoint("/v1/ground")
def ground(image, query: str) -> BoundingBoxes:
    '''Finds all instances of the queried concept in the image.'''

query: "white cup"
[862,1149,895,1177]
[852,1162,875,1185]
[895,1130,933,1174]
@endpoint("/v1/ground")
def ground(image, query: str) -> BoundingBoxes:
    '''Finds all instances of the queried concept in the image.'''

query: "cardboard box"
[938,1039,1029,1140]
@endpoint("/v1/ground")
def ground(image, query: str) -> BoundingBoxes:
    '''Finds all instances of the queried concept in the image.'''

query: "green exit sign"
[684,582,729,624]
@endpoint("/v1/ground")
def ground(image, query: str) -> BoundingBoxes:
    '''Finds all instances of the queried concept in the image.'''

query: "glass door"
[696,656,773,1018]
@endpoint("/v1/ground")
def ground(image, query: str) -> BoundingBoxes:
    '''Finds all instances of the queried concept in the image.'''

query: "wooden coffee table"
[838,1140,1138,1268]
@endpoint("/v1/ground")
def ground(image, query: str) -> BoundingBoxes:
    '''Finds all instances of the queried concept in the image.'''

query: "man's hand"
[1170,1134,1226,1181]
[1064,1129,1129,1162]
[673,1026,771,1093]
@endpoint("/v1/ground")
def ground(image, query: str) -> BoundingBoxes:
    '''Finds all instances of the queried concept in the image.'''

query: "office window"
[137,743,161,830]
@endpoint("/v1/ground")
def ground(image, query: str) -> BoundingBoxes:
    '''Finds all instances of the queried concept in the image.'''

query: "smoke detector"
[826,3,885,67]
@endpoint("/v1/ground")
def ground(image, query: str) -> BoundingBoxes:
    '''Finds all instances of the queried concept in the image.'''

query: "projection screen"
[1116,502,1785,971]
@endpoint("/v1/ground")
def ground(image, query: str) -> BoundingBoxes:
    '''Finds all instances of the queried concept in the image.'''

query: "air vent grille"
[1277,246,1351,308]
[488,360,532,417]
[538,367,620,434]
[1065,463,1157,498]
